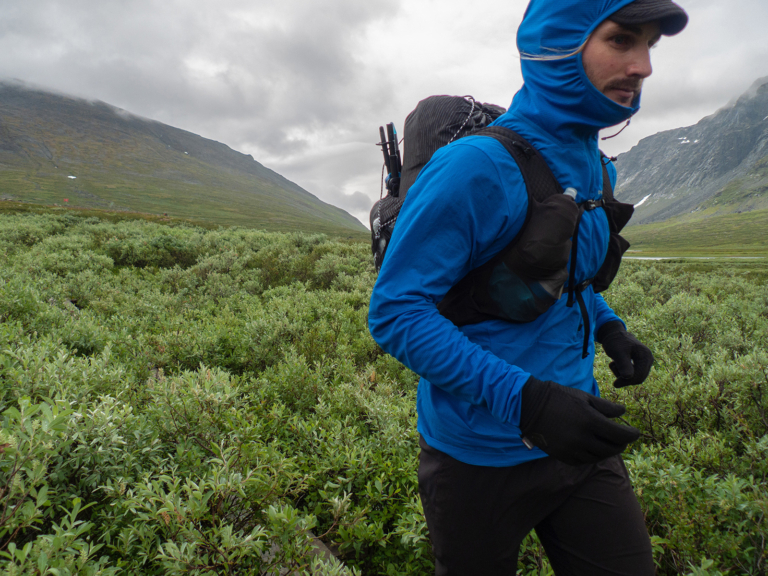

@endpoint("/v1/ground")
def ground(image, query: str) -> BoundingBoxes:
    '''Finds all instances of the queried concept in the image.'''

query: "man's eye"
[611,35,630,46]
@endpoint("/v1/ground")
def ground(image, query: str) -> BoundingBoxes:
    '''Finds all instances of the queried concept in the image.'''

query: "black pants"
[418,436,654,576]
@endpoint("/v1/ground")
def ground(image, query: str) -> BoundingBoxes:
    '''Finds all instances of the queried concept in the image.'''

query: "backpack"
[370,96,504,272]
[370,95,634,356]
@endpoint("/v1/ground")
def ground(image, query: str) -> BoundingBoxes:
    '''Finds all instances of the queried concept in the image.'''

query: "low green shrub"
[0,213,765,574]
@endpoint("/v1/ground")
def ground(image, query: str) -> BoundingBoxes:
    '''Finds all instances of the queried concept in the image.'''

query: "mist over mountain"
[615,77,768,225]
[0,81,366,235]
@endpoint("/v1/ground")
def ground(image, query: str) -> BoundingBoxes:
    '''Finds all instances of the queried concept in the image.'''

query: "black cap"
[609,0,688,36]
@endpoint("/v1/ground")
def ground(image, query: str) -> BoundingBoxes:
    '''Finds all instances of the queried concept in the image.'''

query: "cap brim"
[609,0,688,36]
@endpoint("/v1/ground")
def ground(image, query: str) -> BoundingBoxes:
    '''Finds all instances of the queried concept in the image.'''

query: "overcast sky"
[2,0,768,226]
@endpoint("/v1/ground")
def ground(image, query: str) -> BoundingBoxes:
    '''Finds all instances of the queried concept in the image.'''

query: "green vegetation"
[624,208,768,256]
[0,212,766,575]
[0,201,221,229]
[0,201,368,242]
[700,154,768,214]
[0,163,364,236]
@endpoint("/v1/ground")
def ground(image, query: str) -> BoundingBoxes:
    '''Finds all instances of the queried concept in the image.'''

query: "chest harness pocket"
[437,129,634,360]
[565,160,634,358]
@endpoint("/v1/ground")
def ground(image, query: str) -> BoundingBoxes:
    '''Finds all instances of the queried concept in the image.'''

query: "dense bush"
[601,261,768,575]
[0,212,766,574]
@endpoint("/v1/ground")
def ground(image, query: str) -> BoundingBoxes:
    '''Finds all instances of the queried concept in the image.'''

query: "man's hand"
[519,377,640,466]
[597,320,654,388]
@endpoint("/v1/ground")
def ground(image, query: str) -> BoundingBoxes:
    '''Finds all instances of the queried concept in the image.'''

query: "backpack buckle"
[581,199,604,211]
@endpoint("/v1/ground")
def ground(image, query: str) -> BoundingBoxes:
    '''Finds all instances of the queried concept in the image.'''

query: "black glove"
[519,377,640,466]
[596,320,654,388]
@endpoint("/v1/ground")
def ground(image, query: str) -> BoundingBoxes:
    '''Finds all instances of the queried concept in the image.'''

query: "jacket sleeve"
[368,140,532,426]
[593,293,625,332]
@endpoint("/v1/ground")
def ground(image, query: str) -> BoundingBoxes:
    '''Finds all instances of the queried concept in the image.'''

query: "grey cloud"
[339,191,376,212]
[2,0,768,221]
[0,0,400,156]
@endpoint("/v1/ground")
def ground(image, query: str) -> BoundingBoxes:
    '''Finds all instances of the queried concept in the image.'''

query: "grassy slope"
[0,86,366,236]
[0,201,370,241]
[623,207,768,256]
[697,153,768,215]
[0,164,365,237]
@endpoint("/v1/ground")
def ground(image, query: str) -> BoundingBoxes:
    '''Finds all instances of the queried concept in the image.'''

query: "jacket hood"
[515,0,641,138]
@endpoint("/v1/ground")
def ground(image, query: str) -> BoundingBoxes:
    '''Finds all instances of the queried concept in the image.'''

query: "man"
[368,0,687,574]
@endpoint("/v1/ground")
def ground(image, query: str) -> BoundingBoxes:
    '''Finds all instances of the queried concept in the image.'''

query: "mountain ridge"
[0,81,366,235]
[615,76,768,225]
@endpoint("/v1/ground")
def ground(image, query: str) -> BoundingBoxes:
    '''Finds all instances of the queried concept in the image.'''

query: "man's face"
[582,19,662,107]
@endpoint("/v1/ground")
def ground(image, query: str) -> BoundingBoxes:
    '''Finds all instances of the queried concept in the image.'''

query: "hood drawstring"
[601,119,630,141]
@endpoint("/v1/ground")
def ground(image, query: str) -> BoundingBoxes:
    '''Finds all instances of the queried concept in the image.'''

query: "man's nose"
[628,47,653,79]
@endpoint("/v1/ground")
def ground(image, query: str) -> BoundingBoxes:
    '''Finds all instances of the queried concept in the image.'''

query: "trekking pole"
[378,126,392,176]
[386,123,401,197]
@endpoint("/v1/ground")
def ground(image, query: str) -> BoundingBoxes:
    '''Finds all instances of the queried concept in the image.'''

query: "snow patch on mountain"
[635,194,651,208]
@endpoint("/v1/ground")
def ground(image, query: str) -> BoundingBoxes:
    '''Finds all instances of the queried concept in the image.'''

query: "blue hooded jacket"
[368,0,640,467]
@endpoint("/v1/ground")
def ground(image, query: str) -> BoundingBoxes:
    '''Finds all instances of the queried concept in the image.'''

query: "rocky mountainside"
[0,82,366,235]
[615,77,768,225]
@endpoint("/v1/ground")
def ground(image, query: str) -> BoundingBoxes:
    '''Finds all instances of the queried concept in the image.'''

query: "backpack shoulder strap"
[437,126,576,327]
[599,152,634,233]
[600,152,616,201]
[476,126,564,203]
